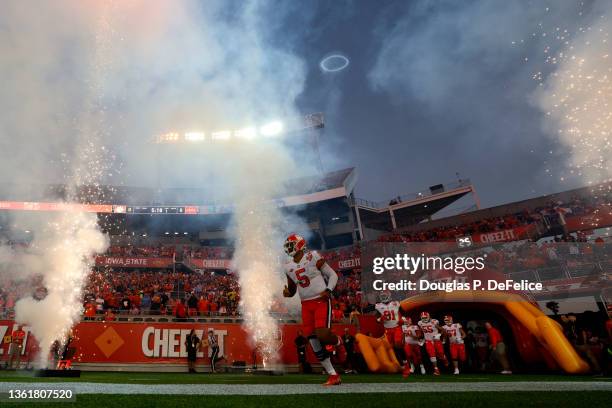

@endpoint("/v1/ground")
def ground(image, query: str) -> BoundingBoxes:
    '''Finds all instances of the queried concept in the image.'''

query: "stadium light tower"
[153,113,324,144]
[152,112,326,173]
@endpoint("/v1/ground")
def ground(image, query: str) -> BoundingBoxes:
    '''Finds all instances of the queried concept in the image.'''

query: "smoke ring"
[319,54,349,72]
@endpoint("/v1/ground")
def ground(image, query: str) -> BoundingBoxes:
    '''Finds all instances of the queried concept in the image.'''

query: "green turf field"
[0,371,610,407]
[0,392,610,408]
[0,371,610,384]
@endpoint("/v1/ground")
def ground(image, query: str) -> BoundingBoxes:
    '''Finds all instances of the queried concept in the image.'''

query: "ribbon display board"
[94,257,174,268]
[0,321,352,366]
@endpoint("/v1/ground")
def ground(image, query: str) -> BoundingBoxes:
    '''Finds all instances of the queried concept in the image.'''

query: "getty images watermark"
[371,253,543,292]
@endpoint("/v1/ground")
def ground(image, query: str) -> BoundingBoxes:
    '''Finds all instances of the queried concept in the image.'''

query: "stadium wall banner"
[188,258,232,270]
[331,257,361,271]
[0,321,353,365]
[471,225,533,244]
[94,256,174,268]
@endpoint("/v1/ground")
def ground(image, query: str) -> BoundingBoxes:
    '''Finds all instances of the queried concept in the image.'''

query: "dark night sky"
[274,0,604,207]
[1,0,608,209]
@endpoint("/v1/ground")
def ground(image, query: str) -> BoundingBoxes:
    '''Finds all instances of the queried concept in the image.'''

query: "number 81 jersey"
[375,301,402,328]
[285,250,327,301]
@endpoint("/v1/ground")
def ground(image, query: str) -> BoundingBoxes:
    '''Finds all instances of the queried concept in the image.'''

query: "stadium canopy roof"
[0,167,358,211]
[354,180,476,231]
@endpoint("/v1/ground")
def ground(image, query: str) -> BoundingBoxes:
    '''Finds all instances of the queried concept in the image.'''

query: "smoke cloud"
[367,0,610,199]
[0,0,315,365]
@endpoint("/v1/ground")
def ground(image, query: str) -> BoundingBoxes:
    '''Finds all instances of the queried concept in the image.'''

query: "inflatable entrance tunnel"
[357,290,589,374]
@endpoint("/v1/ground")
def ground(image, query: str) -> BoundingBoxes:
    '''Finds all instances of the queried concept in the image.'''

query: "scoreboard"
[0,201,199,215]
[123,206,199,215]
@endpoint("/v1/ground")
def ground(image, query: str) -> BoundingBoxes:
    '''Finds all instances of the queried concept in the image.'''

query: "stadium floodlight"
[211,130,231,141]
[260,121,284,137]
[234,127,257,140]
[184,131,205,142]
[156,132,180,144]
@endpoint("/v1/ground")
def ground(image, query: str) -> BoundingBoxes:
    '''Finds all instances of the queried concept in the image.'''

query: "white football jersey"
[285,250,329,301]
[402,324,421,345]
[442,323,464,344]
[418,319,441,341]
[375,301,401,328]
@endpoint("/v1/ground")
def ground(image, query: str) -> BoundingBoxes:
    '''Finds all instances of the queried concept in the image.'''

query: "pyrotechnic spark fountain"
[11,3,118,368]
[531,6,612,187]
[1,0,310,368]
[228,143,298,368]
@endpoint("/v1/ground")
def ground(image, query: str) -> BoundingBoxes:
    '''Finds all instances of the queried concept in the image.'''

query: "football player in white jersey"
[282,233,341,386]
[402,317,426,375]
[417,311,448,375]
[442,315,466,375]
[375,292,410,378]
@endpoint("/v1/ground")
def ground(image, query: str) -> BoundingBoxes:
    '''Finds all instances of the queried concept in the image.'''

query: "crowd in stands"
[378,192,610,243]
[81,269,241,319]
[0,193,609,328]
[1,235,605,323]
[104,244,235,260]
[78,263,364,321]
[106,244,176,258]
[183,246,233,260]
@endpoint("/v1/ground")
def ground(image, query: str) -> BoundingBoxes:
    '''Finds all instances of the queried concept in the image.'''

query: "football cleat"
[453,368,460,375]
[420,365,426,375]
[433,367,441,376]
[402,365,411,378]
[323,374,342,386]
[420,311,430,322]
[284,233,306,257]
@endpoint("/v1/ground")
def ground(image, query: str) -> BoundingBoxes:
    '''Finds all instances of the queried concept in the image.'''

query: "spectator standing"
[141,293,151,311]
[187,293,198,315]
[104,309,116,322]
[332,304,344,322]
[175,299,187,320]
[485,322,512,374]
[198,296,209,315]
[7,325,25,369]
[349,307,361,327]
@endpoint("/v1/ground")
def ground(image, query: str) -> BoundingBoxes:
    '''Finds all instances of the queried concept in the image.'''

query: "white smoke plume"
[0,0,314,365]
[535,3,612,185]
[223,143,300,366]
[366,0,611,198]
[12,212,108,368]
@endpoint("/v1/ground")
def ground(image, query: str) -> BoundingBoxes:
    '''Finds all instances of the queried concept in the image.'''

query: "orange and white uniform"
[443,323,466,361]
[375,301,403,346]
[402,324,422,364]
[286,250,337,336]
[418,319,447,362]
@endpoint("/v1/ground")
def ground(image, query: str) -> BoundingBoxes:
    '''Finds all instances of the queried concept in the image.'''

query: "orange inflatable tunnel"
[355,333,401,373]
[396,291,589,374]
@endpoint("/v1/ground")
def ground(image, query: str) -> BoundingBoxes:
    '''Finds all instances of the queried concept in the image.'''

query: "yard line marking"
[0,381,610,395]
